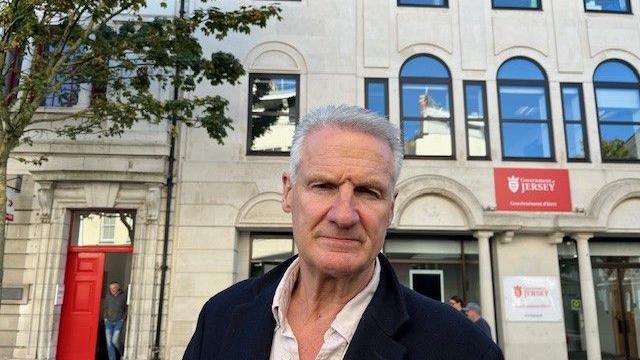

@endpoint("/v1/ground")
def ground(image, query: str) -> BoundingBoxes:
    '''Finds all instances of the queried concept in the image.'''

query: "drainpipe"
[152,0,185,358]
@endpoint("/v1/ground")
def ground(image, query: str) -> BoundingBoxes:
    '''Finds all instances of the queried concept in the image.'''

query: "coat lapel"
[344,254,409,360]
[219,257,296,360]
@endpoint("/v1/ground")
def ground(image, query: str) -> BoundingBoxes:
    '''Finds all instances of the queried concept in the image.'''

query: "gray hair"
[289,105,403,186]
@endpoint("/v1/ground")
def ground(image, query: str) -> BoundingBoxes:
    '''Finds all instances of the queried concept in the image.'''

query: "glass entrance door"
[593,264,640,360]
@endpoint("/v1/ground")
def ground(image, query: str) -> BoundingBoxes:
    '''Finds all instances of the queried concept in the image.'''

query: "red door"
[57,252,105,360]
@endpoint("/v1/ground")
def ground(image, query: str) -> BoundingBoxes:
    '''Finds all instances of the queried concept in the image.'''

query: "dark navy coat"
[183,254,503,360]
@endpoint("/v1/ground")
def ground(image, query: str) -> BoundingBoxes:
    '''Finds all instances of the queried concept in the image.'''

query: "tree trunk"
[0,146,9,310]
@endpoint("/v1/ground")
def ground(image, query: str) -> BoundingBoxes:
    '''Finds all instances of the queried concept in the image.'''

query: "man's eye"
[356,187,381,199]
[311,182,334,190]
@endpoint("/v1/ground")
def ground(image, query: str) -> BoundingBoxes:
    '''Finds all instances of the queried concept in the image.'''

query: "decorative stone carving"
[547,232,564,245]
[497,231,514,244]
[146,185,162,222]
[84,183,120,208]
[36,181,54,223]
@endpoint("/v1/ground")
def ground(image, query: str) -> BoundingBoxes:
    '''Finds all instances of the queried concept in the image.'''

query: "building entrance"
[593,258,640,360]
[57,211,135,360]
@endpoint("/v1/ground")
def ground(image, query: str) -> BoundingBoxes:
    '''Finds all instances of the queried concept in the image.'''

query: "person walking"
[103,281,127,360]
[464,302,492,340]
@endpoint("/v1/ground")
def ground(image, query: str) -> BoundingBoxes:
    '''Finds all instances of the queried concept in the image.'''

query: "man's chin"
[305,253,373,279]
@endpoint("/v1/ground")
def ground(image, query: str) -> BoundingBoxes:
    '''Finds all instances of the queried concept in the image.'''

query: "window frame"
[365,77,389,119]
[246,72,300,156]
[249,232,295,278]
[463,80,491,160]
[496,57,555,161]
[397,0,449,8]
[560,83,590,162]
[593,59,640,163]
[399,54,455,160]
[583,0,632,14]
[492,0,542,10]
[99,215,117,243]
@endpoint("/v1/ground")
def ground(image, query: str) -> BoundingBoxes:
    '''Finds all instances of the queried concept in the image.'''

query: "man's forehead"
[303,128,392,158]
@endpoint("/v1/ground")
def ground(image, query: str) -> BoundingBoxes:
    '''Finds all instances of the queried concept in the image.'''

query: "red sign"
[494,168,572,212]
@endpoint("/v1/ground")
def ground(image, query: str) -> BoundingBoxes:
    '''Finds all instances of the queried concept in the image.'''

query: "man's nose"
[327,186,359,227]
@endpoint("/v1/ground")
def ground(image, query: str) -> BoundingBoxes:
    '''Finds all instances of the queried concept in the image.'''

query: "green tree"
[601,139,631,160]
[0,0,281,301]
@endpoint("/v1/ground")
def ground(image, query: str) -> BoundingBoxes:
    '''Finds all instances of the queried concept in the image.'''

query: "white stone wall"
[167,0,640,358]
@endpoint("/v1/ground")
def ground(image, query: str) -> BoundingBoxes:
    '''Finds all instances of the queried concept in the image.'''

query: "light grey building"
[2,0,640,359]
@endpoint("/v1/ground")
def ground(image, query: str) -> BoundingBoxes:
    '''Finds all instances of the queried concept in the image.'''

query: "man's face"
[109,283,120,295]
[282,127,395,278]
[467,309,480,321]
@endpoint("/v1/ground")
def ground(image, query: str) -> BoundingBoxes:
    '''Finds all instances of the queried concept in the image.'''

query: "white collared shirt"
[270,257,381,360]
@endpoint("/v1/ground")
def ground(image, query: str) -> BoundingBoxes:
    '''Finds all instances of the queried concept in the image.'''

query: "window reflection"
[250,235,294,278]
[561,84,589,161]
[497,58,545,80]
[72,211,135,246]
[595,89,640,122]
[499,86,547,120]
[502,122,551,158]
[248,74,299,153]
[585,0,630,13]
[403,119,453,156]
[599,125,640,160]
[400,55,453,157]
[365,78,388,118]
[402,84,450,118]
[464,81,489,159]
[399,0,446,6]
[493,0,540,8]
[594,60,640,161]
[497,58,552,159]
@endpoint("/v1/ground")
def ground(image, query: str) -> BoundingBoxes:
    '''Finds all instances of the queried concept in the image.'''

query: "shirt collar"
[270,256,381,343]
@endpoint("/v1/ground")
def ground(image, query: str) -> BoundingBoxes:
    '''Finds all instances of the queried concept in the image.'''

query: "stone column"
[474,231,496,341]
[574,233,601,360]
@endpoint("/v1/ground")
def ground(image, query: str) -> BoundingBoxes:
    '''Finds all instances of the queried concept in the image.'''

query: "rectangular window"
[492,0,541,9]
[561,83,589,161]
[247,73,299,154]
[584,0,631,13]
[385,236,479,304]
[401,82,454,158]
[100,216,116,243]
[464,81,490,159]
[40,43,81,108]
[250,234,294,278]
[398,0,448,7]
[595,87,640,161]
[365,78,389,118]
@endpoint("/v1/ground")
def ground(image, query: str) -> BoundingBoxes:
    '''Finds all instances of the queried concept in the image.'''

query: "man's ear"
[282,171,293,213]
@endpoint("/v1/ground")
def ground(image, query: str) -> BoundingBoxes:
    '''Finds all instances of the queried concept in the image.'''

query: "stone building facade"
[2,0,640,359]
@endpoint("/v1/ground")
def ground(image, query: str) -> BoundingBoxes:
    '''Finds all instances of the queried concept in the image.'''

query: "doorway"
[593,259,640,360]
[57,211,135,360]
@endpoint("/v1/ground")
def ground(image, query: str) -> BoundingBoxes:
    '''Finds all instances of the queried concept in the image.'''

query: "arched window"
[399,55,454,158]
[497,57,553,160]
[594,60,640,161]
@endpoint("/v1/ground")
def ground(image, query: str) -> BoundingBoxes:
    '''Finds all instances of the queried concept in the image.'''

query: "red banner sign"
[494,168,572,212]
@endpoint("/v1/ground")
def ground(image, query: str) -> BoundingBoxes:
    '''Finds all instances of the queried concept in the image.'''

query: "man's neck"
[290,259,375,319]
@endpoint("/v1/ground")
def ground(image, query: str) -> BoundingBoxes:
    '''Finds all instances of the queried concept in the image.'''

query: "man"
[184,105,502,359]
[464,302,493,340]
[103,281,127,360]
